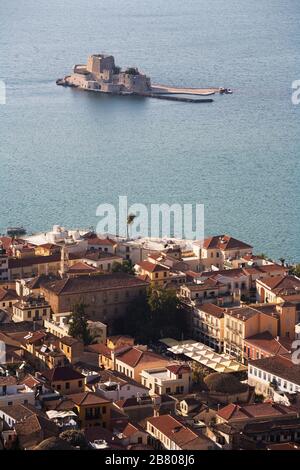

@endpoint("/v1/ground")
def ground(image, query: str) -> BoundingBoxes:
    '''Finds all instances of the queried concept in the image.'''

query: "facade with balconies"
[192,303,225,353]
[12,296,51,323]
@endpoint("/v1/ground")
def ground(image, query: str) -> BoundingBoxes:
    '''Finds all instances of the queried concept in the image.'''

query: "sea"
[1,0,299,261]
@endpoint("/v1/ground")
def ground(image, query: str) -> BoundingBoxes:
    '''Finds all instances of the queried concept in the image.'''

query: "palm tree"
[126,213,136,239]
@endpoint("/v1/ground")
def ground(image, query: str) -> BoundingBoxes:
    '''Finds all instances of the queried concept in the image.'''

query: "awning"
[167,340,247,373]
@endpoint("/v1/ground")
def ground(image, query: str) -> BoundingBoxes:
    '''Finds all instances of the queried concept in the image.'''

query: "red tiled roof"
[197,303,226,319]
[137,261,168,273]
[121,422,145,438]
[87,237,116,246]
[87,343,112,358]
[0,376,17,386]
[117,347,167,368]
[0,288,18,302]
[24,331,47,345]
[258,275,300,294]
[115,396,153,409]
[202,235,252,251]
[166,364,191,375]
[42,273,149,296]
[0,236,13,252]
[68,391,110,406]
[15,414,59,448]
[20,374,42,389]
[147,414,202,448]
[249,355,300,386]
[59,336,82,346]
[244,331,292,356]
[42,366,84,382]
[217,402,296,422]
[67,262,97,273]
[243,264,288,276]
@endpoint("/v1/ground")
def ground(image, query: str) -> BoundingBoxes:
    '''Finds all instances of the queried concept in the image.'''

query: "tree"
[126,213,136,239]
[68,302,91,345]
[59,430,91,450]
[113,287,188,343]
[290,264,300,277]
[112,260,135,275]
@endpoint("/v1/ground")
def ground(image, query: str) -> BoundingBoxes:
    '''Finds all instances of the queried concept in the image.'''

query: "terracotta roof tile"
[42,366,84,382]
[42,273,149,296]
[68,391,111,406]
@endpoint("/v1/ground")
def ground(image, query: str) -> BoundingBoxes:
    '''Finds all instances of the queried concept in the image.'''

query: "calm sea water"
[1,0,299,261]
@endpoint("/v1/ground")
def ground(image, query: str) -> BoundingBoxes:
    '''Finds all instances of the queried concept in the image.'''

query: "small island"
[57,53,232,103]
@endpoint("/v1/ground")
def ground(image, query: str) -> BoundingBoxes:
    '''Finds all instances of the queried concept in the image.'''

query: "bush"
[204,373,248,394]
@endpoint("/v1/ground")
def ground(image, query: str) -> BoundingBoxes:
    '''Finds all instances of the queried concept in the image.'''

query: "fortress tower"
[86,54,115,75]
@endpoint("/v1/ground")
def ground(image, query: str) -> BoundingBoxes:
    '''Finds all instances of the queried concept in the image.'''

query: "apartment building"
[223,305,278,363]
[191,303,225,352]
[12,296,51,323]
[192,235,253,271]
[147,414,216,450]
[140,364,191,395]
[114,346,169,383]
[248,355,300,397]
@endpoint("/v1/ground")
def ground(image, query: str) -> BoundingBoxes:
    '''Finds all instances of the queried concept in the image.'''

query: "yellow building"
[59,336,84,364]
[192,303,225,352]
[224,305,280,363]
[106,335,134,350]
[34,244,60,257]
[135,260,170,287]
[193,235,253,271]
[68,392,111,429]
[115,346,169,383]
[41,366,85,395]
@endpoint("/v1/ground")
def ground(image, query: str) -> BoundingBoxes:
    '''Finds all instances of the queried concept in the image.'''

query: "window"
[66,382,70,389]
[102,406,106,414]
[78,380,83,387]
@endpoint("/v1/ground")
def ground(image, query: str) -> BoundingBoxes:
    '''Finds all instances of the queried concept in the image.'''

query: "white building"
[23,225,89,254]
[0,376,35,407]
[140,364,191,396]
[248,356,300,398]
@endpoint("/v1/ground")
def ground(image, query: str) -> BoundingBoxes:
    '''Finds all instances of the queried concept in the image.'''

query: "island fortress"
[66,54,151,94]
[57,53,230,100]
